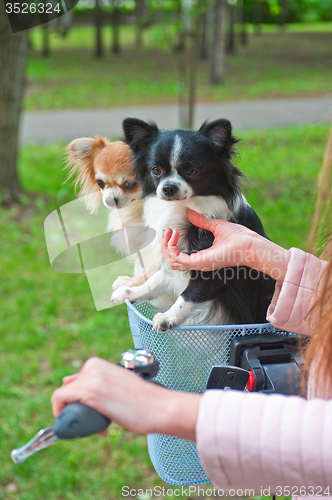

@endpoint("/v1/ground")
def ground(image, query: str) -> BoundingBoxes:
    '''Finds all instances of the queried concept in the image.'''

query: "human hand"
[162,209,256,272]
[162,210,290,282]
[51,357,200,441]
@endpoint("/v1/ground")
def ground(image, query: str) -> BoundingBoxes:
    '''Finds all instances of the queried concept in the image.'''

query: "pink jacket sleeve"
[266,247,327,336]
[196,249,331,492]
[196,390,332,492]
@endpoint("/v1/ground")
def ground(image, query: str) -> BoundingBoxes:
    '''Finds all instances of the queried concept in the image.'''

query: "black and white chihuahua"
[111,117,276,332]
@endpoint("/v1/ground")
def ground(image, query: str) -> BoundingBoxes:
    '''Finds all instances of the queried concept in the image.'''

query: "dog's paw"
[111,286,133,304]
[112,276,134,290]
[152,312,178,332]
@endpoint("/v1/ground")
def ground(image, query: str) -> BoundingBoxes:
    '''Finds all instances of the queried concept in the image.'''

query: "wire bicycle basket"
[125,300,294,486]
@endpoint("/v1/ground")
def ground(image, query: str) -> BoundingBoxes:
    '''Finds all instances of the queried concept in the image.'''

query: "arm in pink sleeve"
[196,390,332,493]
[267,248,328,336]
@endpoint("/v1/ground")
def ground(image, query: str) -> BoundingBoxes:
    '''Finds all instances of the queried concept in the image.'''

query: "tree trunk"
[28,32,33,50]
[58,11,72,38]
[241,0,247,45]
[199,12,208,59]
[42,23,50,56]
[174,0,190,52]
[111,7,121,54]
[95,0,104,57]
[178,48,188,128]
[210,0,225,84]
[226,3,235,53]
[0,5,29,205]
[135,0,146,48]
[178,0,203,129]
[187,19,200,129]
[253,0,262,35]
[279,0,288,29]
[178,2,189,126]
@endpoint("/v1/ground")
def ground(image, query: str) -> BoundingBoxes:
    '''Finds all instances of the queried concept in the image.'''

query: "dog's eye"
[186,167,198,177]
[122,180,138,191]
[151,167,161,177]
[96,179,105,189]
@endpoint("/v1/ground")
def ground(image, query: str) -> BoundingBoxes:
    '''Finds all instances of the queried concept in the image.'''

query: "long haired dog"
[111,118,276,332]
[66,136,152,288]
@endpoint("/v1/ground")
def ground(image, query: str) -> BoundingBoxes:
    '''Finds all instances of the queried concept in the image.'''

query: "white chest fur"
[143,194,236,247]
[141,194,239,312]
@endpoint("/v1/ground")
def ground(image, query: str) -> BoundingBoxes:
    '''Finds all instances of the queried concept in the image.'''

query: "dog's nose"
[105,197,118,207]
[162,184,178,197]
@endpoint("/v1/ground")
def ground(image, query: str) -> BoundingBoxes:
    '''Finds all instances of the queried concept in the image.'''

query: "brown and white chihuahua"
[66,135,157,289]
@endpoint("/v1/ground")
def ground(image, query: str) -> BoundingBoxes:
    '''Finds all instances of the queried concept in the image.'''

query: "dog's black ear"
[123,118,159,151]
[199,119,237,151]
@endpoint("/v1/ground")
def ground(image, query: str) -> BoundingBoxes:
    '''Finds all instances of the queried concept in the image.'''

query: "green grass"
[0,123,330,499]
[246,21,332,33]
[0,145,159,499]
[237,125,330,248]
[25,24,332,111]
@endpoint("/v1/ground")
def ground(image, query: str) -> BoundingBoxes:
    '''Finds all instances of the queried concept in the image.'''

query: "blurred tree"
[173,0,188,51]
[178,0,205,128]
[111,0,121,54]
[57,11,72,37]
[210,0,225,83]
[199,9,209,59]
[253,0,262,34]
[42,23,50,56]
[28,31,33,50]
[278,0,288,27]
[226,0,236,53]
[95,0,104,57]
[135,0,147,47]
[0,3,28,205]
[187,9,201,128]
[241,0,248,45]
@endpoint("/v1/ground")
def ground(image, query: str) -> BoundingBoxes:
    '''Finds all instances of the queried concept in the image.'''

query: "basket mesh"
[126,300,289,486]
